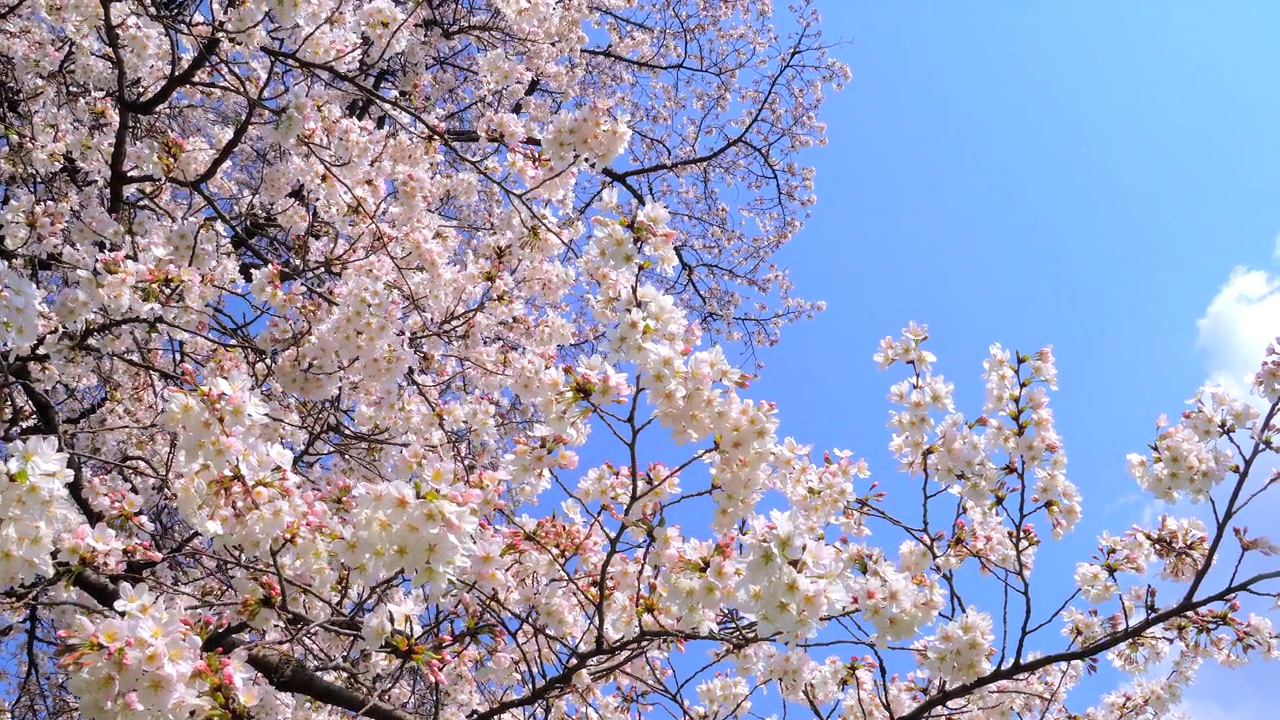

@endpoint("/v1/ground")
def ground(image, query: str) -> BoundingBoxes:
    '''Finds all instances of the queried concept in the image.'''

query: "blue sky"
[748,4,1280,716]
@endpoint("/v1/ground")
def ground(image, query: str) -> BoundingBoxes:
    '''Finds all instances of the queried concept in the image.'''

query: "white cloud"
[1195,267,1280,398]
[1175,662,1278,720]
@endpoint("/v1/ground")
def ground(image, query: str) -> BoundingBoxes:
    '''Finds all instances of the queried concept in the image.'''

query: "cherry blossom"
[0,1,1276,720]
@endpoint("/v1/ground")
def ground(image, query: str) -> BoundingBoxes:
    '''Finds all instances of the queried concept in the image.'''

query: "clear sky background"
[749,4,1280,717]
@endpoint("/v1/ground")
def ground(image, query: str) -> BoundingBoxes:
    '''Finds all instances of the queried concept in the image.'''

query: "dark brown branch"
[67,569,414,720]
[900,569,1280,720]
[99,0,132,218]
[443,128,541,146]
[119,37,221,116]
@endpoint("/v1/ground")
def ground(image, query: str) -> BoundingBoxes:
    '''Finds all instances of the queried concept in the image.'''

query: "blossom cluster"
[0,260,45,350]
[875,326,1080,586]
[847,544,946,644]
[1126,388,1253,504]
[914,608,996,685]
[0,438,77,588]
[56,584,225,720]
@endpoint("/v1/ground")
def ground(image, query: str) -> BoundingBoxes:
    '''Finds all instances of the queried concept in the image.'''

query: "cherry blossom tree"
[0,2,1276,720]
